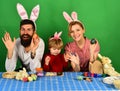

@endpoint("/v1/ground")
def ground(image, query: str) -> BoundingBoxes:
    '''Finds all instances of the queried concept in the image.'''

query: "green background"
[0,0,120,72]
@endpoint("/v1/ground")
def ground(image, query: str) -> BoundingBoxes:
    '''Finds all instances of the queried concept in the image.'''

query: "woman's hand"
[64,51,80,71]
[90,39,98,62]
[64,51,80,65]
[69,52,80,71]
[64,52,70,62]
[69,52,80,65]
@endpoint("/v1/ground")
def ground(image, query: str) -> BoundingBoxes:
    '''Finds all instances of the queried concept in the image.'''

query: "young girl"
[42,32,69,72]
[63,11,103,74]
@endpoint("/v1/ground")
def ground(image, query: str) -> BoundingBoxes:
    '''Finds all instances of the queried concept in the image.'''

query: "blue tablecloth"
[0,72,118,91]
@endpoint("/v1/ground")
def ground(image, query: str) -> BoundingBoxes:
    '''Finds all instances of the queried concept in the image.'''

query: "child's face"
[49,47,61,56]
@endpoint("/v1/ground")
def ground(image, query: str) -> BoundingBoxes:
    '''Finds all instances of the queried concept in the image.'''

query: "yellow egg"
[28,76,33,81]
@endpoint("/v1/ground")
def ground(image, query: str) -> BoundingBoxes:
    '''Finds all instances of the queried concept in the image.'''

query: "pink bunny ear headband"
[63,11,78,23]
[63,11,84,26]
[50,31,62,40]
[16,3,40,30]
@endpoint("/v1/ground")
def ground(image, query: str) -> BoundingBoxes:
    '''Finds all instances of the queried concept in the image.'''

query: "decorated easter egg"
[23,77,28,82]
[31,74,37,80]
[28,76,33,82]
[90,38,97,44]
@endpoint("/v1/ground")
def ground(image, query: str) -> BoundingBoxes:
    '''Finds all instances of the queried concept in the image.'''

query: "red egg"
[22,77,28,82]
[33,33,39,39]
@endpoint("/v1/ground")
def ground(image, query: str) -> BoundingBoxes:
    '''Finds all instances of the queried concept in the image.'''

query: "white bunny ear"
[58,31,62,37]
[30,5,40,22]
[16,3,28,19]
[54,32,57,36]
[71,11,78,21]
[63,11,73,23]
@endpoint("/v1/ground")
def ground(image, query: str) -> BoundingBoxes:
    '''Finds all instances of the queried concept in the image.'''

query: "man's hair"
[20,19,35,31]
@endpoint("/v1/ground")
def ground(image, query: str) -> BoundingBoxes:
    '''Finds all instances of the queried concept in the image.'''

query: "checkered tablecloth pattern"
[0,72,118,91]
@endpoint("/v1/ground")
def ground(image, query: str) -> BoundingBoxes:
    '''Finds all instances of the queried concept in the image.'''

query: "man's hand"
[30,33,40,53]
[2,32,16,51]
[2,32,16,59]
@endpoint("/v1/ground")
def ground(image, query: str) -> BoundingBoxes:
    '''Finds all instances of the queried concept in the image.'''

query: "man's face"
[20,24,34,47]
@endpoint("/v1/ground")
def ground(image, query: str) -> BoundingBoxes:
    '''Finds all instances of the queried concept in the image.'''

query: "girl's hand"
[45,56,50,65]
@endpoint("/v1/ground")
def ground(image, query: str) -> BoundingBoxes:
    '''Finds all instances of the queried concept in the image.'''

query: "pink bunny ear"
[50,31,62,40]
[63,11,73,23]
[30,5,40,22]
[54,31,62,39]
[71,11,78,21]
[16,3,28,19]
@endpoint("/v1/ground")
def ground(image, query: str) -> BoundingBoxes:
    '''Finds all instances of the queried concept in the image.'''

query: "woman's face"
[69,24,85,42]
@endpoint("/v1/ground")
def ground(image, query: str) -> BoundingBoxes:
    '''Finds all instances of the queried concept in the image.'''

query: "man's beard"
[20,34,32,47]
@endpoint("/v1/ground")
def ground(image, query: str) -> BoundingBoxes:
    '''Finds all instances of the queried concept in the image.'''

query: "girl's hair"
[48,38,63,49]
[68,21,84,35]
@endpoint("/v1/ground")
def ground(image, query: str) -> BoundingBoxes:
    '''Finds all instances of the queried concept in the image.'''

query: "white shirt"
[5,38,45,72]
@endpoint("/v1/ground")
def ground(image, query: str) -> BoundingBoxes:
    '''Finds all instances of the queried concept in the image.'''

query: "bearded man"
[2,19,45,72]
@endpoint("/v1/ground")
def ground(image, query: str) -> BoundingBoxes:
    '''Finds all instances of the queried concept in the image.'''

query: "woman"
[63,11,103,74]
